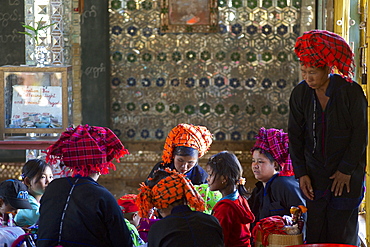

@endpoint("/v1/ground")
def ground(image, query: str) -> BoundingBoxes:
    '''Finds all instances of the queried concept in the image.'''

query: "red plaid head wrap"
[136,168,205,218]
[252,216,287,246]
[118,194,139,213]
[46,124,129,177]
[295,29,355,82]
[162,124,213,164]
[251,127,294,176]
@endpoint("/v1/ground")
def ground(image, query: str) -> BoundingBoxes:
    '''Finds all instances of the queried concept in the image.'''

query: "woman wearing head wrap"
[289,30,367,245]
[146,123,213,185]
[137,168,224,247]
[37,125,133,247]
[248,128,305,232]
[206,151,255,247]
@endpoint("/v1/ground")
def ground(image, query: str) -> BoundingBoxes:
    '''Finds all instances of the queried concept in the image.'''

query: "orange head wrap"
[162,124,213,164]
[136,168,205,218]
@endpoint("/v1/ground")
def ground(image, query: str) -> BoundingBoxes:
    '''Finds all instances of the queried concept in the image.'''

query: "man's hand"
[329,170,351,196]
[299,175,314,200]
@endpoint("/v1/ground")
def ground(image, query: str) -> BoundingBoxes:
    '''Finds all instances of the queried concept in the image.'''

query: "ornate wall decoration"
[25,0,72,66]
[109,0,301,142]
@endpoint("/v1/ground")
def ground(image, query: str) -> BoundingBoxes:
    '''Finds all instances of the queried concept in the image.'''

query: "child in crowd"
[146,123,213,185]
[0,179,32,226]
[117,194,145,246]
[14,159,54,227]
[0,179,32,246]
[137,168,224,247]
[206,151,255,247]
[137,207,160,242]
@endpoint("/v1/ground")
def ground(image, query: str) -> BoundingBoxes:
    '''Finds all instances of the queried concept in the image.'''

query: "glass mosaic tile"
[25,0,70,66]
[110,0,301,141]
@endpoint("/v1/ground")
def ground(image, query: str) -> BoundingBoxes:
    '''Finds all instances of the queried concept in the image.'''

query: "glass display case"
[0,65,72,140]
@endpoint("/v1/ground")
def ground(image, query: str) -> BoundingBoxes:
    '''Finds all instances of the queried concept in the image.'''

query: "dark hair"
[252,148,281,171]
[22,159,51,183]
[173,146,199,158]
[147,169,171,188]
[0,196,9,205]
[206,151,250,199]
[252,148,274,162]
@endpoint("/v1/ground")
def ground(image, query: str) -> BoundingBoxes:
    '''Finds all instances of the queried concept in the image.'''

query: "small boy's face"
[0,198,16,215]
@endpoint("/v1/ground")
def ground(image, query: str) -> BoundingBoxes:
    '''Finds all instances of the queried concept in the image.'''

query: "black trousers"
[306,197,359,245]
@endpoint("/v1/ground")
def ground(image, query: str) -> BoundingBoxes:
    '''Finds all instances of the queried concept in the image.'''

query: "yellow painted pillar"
[333,0,350,41]
[365,0,370,243]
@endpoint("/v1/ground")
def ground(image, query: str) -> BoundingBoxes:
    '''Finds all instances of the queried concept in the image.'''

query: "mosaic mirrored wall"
[110,0,302,142]
[25,0,73,65]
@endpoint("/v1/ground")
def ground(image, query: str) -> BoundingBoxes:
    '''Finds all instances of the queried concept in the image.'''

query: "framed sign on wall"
[160,0,218,33]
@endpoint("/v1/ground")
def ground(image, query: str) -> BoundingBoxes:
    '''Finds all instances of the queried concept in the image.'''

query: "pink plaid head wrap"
[251,127,294,176]
[46,124,129,177]
[295,29,355,82]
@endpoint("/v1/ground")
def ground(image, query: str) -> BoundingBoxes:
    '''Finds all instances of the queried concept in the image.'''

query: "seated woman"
[14,159,54,227]
[248,128,305,228]
[137,168,224,247]
[146,123,213,185]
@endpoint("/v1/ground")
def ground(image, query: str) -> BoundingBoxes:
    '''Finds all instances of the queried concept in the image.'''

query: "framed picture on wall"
[160,0,218,33]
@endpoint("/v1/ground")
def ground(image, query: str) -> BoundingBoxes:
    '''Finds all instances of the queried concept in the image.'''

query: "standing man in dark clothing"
[288,30,367,245]
[37,125,133,247]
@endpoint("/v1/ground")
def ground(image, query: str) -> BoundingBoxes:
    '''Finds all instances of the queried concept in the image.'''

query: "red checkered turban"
[46,124,129,177]
[118,194,139,213]
[162,124,213,164]
[136,168,205,218]
[295,29,355,82]
[251,127,294,176]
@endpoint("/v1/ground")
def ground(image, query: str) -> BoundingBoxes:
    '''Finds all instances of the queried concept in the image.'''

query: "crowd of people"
[0,29,366,247]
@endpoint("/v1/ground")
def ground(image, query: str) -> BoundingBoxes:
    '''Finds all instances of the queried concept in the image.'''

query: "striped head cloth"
[162,124,213,164]
[46,124,129,177]
[251,127,293,176]
[136,168,205,218]
[294,29,355,82]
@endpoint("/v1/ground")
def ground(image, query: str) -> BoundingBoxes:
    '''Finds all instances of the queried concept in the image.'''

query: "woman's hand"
[329,170,351,196]
[299,175,314,200]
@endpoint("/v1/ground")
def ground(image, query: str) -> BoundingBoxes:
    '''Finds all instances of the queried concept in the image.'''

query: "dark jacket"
[288,74,367,201]
[248,174,305,225]
[147,205,224,247]
[146,161,208,185]
[37,176,133,247]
